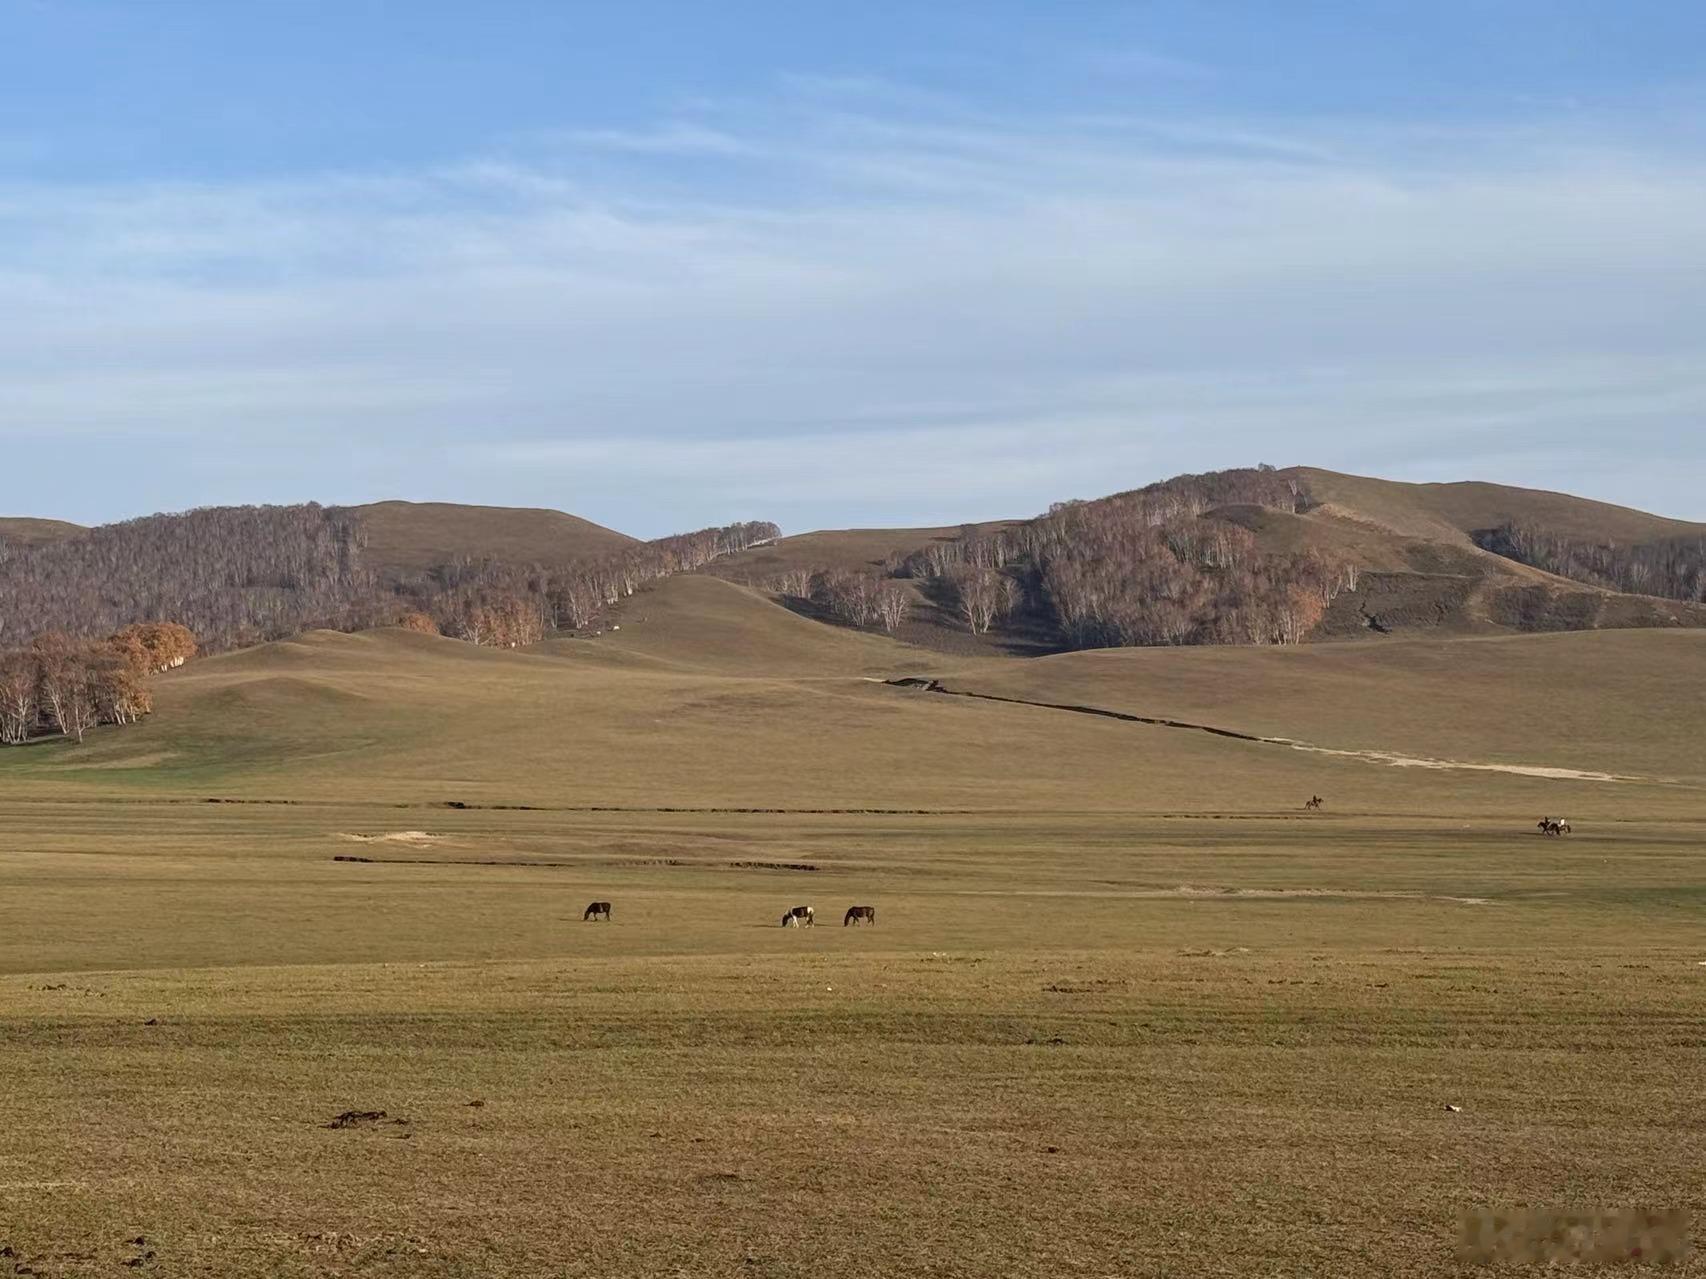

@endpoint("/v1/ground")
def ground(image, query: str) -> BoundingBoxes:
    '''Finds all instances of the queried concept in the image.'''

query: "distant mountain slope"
[0,517,86,547]
[709,467,1706,653]
[0,504,637,570]
[6,466,1703,661]
[349,500,636,575]
[0,502,766,653]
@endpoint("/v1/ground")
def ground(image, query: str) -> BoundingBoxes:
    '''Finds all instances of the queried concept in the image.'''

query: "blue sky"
[3,1,1704,533]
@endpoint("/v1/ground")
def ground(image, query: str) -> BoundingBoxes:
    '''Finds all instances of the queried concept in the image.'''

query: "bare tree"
[776,567,814,598]
[1,624,197,746]
[1275,586,1326,645]
[953,569,1002,635]
[1476,521,1706,604]
[30,634,76,738]
[876,584,911,632]
[0,651,35,744]
[54,653,102,743]
[811,570,883,628]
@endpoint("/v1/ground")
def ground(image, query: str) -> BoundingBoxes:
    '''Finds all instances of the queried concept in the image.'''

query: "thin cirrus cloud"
[2,84,1704,533]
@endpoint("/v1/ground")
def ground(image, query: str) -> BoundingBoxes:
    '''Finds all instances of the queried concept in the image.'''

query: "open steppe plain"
[3,579,1704,1276]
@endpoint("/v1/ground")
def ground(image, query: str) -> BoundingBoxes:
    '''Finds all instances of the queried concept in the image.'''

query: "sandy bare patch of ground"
[1275,740,1643,783]
[1160,885,1501,905]
[959,886,1500,904]
[336,830,447,846]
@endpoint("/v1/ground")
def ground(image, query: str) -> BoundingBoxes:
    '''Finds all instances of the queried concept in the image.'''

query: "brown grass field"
[349,500,636,575]
[0,516,86,547]
[3,576,1704,1276]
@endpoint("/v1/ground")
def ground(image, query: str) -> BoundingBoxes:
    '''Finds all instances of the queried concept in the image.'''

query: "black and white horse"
[583,900,612,921]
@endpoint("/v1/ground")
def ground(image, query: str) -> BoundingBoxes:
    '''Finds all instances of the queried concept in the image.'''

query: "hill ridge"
[6,467,1704,659]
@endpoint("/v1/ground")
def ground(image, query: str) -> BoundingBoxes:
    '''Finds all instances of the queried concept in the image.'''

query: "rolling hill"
[704,465,1706,592]
[349,499,636,575]
[4,465,1704,669]
[1291,467,1706,546]
[0,515,85,546]
[705,466,1706,651]
[5,572,1701,819]
[4,458,1684,822]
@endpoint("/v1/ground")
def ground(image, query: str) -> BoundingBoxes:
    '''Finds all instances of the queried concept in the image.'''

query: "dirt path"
[882,678,1650,784]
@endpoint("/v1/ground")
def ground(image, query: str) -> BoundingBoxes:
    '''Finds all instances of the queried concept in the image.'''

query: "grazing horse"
[844,906,876,927]
[781,911,799,927]
[786,905,815,927]
[1304,795,1324,811]
[583,900,612,921]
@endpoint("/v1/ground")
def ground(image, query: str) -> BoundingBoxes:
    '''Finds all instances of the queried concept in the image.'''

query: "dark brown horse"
[583,901,612,921]
[844,906,876,926]
[1304,796,1324,811]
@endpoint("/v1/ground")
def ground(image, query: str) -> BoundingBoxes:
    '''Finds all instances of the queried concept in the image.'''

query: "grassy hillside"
[1292,466,1706,545]
[350,499,636,574]
[0,626,1333,812]
[0,515,86,545]
[3,575,1699,819]
[937,628,1706,784]
[581,574,937,675]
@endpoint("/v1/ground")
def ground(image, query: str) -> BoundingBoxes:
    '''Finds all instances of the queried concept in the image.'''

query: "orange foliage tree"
[0,623,197,745]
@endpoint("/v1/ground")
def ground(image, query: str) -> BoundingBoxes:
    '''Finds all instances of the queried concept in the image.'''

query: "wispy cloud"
[545,123,760,158]
[3,82,1704,530]
[1076,45,1219,83]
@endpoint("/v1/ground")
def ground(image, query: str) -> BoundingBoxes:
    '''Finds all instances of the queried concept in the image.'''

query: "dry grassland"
[3,587,1703,1275]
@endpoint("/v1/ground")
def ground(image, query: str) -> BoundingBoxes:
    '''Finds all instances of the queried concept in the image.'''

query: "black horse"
[844,906,876,926]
